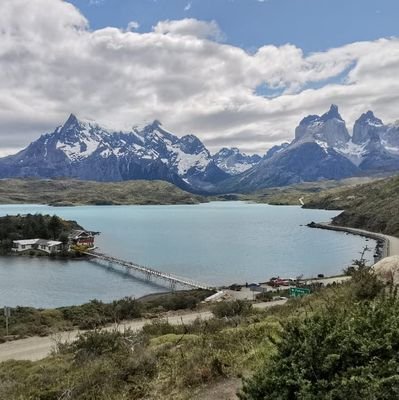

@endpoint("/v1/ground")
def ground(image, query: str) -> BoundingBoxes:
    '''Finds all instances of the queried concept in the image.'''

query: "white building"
[12,239,63,254]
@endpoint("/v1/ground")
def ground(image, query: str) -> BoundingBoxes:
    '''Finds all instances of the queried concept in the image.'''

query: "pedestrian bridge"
[84,250,212,291]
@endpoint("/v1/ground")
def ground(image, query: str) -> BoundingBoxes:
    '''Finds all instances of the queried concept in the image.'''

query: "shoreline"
[2,204,397,309]
[307,222,399,261]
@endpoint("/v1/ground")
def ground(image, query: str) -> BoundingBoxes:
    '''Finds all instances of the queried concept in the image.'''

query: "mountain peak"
[330,104,339,113]
[299,114,319,126]
[213,147,261,175]
[363,110,375,119]
[357,110,383,126]
[352,110,385,145]
[132,119,163,133]
[295,104,349,146]
[152,119,162,127]
[320,104,342,122]
[144,119,162,130]
[180,134,208,155]
[63,113,80,128]
[214,147,240,156]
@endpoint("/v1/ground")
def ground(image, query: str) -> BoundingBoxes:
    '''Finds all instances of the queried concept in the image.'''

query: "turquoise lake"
[0,202,374,308]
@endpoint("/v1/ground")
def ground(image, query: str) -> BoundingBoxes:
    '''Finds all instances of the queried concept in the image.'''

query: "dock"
[84,250,212,291]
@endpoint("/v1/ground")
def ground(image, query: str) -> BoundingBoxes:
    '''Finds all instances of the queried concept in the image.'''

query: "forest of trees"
[0,214,81,254]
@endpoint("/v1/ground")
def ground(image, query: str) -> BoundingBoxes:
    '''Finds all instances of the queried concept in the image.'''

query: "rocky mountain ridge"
[0,114,258,192]
[217,105,399,192]
[1,105,399,193]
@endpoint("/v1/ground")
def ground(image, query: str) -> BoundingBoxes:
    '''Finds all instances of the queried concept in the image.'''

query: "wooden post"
[4,306,10,336]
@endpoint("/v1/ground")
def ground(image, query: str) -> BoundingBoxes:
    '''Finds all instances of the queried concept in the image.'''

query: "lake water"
[0,202,374,308]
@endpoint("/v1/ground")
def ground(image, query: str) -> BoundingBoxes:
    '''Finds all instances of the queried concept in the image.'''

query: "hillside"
[0,267,396,399]
[0,179,206,206]
[305,175,399,236]
[227,176,379,206]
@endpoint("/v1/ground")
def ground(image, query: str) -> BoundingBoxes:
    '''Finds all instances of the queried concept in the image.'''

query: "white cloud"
[126,21,140,31]
[184,2,192,11]
[0,0,399,156]
[153,19,224,41]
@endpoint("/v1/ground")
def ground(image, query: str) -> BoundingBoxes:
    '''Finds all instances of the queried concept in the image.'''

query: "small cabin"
[68,230,97,248]
[12,239,63,254]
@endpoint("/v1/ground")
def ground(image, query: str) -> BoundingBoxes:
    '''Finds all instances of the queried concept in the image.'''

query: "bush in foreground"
[239,290,399,399]
[212,300,253,318]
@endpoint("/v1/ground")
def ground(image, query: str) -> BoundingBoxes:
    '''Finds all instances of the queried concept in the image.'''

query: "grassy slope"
[0,290,214,341]
[0,179,205,206]
[224,176,380,206]
[304,175,399,236]
[229,174,399,237]
[0,277,381,400]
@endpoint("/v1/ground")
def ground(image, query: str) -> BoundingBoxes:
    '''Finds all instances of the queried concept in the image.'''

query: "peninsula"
[0,179,206,206]
[0,214,94,257]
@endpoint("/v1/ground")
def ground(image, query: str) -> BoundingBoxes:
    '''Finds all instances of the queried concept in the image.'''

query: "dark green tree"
[48,215,63,240]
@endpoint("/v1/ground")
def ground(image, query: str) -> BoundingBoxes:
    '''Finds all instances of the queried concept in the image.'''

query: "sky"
[1,0,399,156]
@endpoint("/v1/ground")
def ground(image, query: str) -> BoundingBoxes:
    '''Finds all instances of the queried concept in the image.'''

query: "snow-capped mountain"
[0,114,230,191]
[352,111,384,145]
[291,105,399,170]
[2,106,399,194]
[264,142,290,159]
[217,105,399,193]
[336,111,399,171]
[212,147,261,175]
[294,104,351,148]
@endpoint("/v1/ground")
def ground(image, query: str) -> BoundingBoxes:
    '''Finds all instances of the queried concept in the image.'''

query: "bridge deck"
[84,251,211,290]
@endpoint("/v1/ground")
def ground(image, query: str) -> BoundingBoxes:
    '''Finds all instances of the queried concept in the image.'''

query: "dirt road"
[0,301,286,363]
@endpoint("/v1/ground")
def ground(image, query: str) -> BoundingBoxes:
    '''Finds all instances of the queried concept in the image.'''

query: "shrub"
[111,297,142,321]
[142,319,185,336]
[73,330,128,359]
[212,300,253,318]
[345,256,385,301]
[239,292,399,400]
[142,289,213,312]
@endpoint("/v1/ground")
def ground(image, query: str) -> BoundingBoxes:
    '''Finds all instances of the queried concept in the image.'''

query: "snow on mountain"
[292,106,399,170]
[54,116,104,161]
[294,104,350,148]
[216,105,399,193]
[352,111,384,145]
[2,105,399,194]
[0,115,232,191]
[334,141,368,166]
[213,147,262,175]
[381,121,399,154]
[333,111,399,169]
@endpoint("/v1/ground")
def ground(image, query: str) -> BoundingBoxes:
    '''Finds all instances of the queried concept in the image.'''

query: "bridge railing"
[84,251,211,290]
